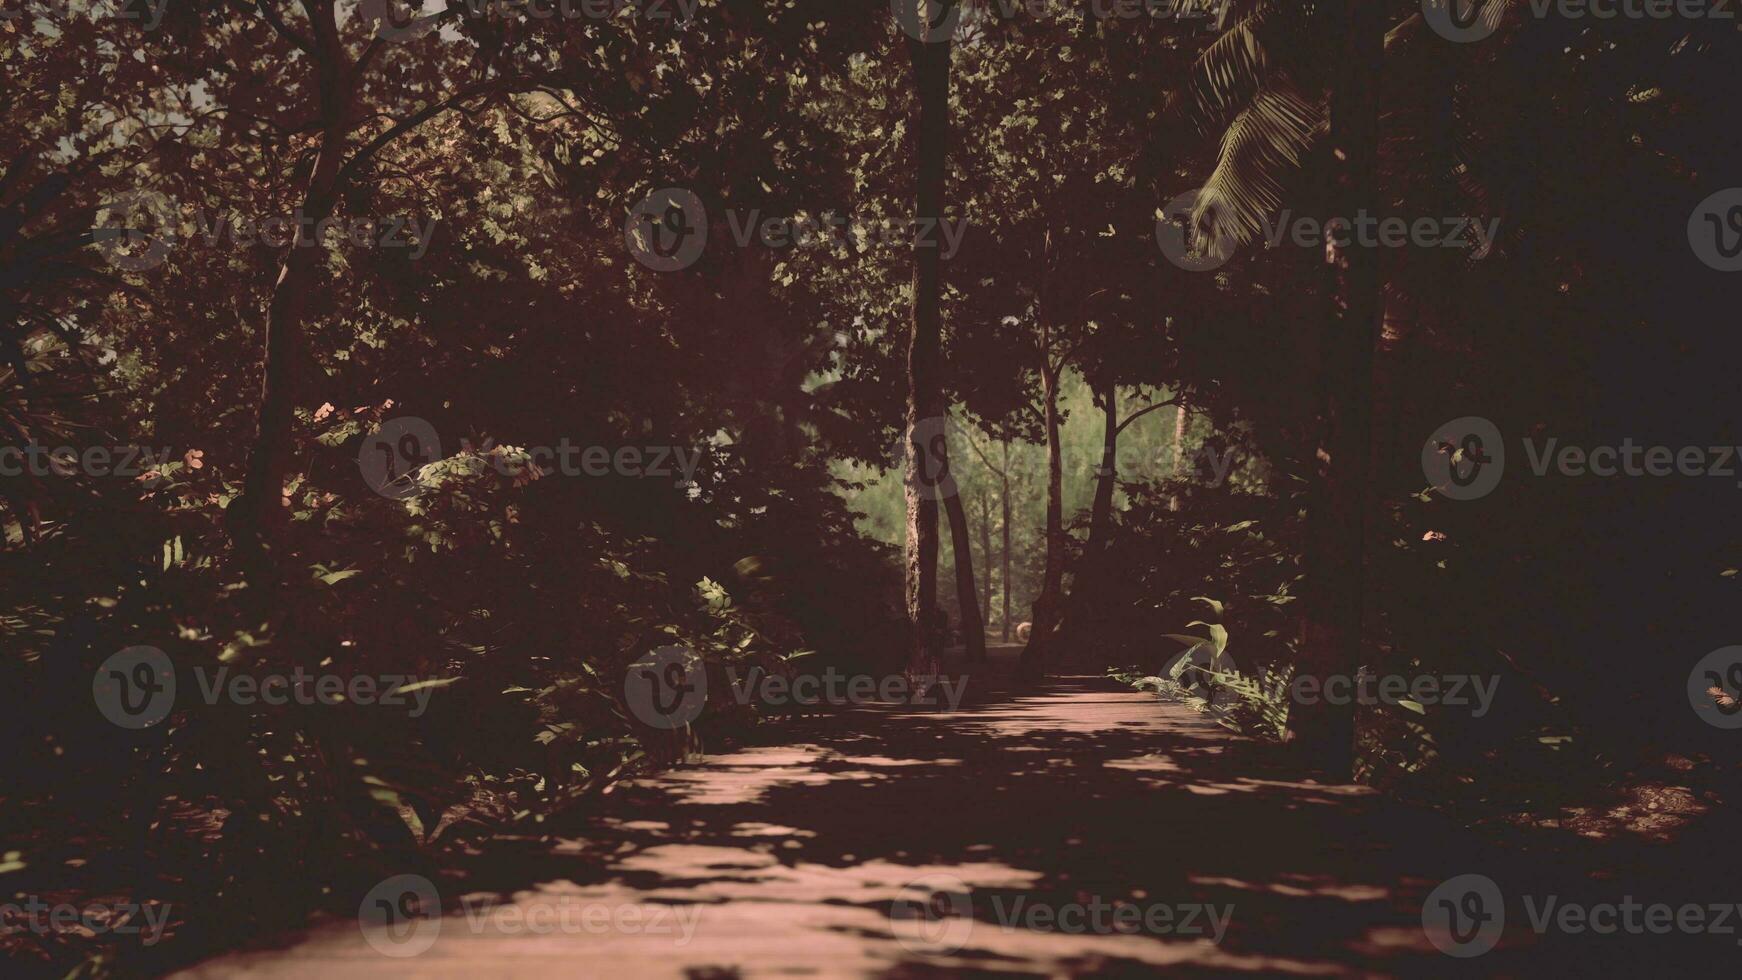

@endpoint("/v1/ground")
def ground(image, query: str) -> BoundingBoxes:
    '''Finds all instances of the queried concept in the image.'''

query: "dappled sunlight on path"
[172,673,1721,978]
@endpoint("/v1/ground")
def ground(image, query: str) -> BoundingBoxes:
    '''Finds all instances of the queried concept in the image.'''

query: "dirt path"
[170,672,1724,978]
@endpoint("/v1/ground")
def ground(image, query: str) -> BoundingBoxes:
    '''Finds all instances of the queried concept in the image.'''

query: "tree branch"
[1114,397,1182,437]
[241,0,314,54]
[332,83,497,191]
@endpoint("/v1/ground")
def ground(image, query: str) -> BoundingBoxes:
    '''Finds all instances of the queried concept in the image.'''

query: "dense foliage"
[3,1,1739,975]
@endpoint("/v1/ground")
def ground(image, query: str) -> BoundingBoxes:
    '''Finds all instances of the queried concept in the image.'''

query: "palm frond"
[1193,85,1324,257]
[1164,1,1325,139]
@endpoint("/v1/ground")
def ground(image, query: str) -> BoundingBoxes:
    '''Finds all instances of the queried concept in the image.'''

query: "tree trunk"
[1289,0,1380,779]
[1085,379,1118,554]
[1169,402,1186,511]
[1055,379,1119,653]
[1020,363,1065,677]
[228,11,350,581]
[943,490,987,662]
[975,488,994,626]
[901,6,954,678]
[1000,440,1013,642]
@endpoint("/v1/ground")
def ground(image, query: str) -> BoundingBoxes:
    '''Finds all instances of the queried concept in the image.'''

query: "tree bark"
[1289,0,1380,779]
[228,5,350,580]
[1020,362,1065,677]
[1057,379,1119,652]
[975,487,994,626]
[1169,402,1187,511]
[901,6,955,678]
[943,490,987,662]
[1085,379,1118,554]
[1000,439,1013,642]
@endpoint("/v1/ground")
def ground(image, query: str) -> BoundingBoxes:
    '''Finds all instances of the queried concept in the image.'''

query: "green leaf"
[1190,596,1225,618]
[1185,622,1229,656]
[397,677,460,695]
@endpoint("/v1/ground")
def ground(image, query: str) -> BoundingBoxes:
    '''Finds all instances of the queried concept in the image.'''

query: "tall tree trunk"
[943,491,987,662]
[1085,380,1118,554]
[1058,379,1119,653]
[1020,362,1065,677]
[901,5,955,678]
[1000,439,1013,642]
[1290,0,1381,778]
[1169,402,1186,511]
[228,8,350,582]
[975,488,994,626]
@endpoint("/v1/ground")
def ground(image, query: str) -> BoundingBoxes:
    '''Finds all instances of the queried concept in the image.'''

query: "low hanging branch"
[1114,397,1183,437]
